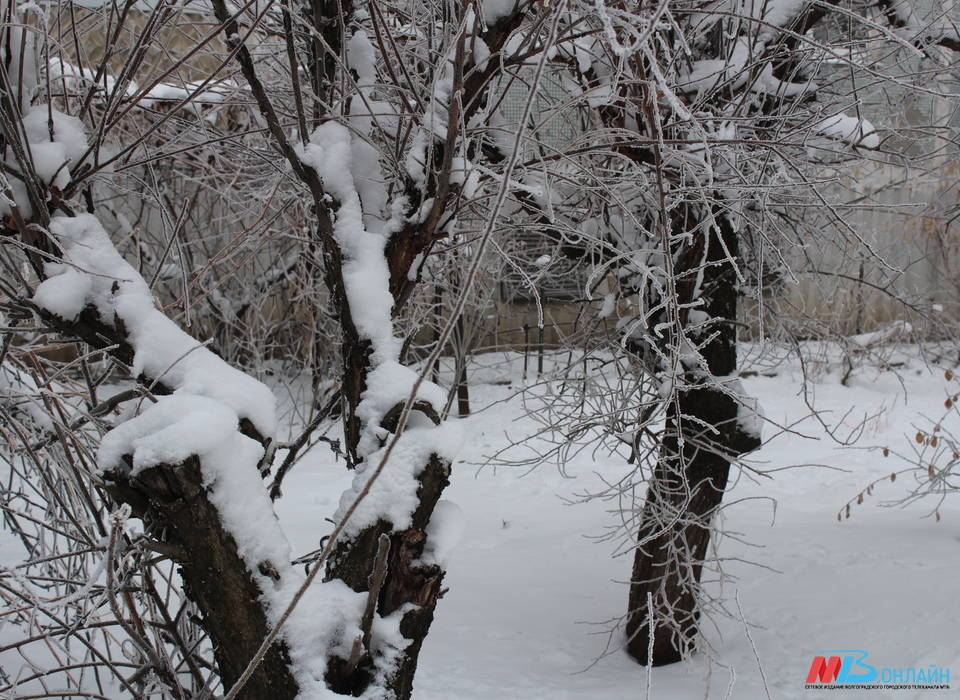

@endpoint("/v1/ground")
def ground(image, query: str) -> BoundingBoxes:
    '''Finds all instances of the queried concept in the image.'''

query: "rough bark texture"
[325,402,450,699]
[104,455,299,698]
[625,211,761,665]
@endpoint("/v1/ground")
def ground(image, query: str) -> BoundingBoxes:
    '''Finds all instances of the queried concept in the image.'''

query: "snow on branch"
[32,213,277,438]
[335,415,463,539]
[31,212,383,696]
[0,359,54,432]
[296,118,464,532]
[99,394,286,561]
[97,392,372,698]
[482,0,524,26]
[811,112,880,149]
[296,118,454,440]
[298,123,397,364]
[884,0,960,45]
[1,104,87,219]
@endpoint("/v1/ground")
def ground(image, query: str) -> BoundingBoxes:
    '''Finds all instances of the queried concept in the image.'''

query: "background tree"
[480,0,960,666]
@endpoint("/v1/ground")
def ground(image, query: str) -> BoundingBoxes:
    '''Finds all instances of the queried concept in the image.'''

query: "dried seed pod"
[845,504,851,518]
[890,472,897,482]
[946,398,953,409]
[946,369,954,381]
[928,464,935,479]
[882,447,889,457]
[856,493,863,504]
[936,511,941,522]
[836,512,842,522]
[931,436,939,447]
[916,432,925,444]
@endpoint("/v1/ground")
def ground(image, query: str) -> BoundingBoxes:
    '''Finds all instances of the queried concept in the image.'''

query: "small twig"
[645,591,654,700]
[346,534,391,676]
[736,591,771,700]
[268,388,340,499]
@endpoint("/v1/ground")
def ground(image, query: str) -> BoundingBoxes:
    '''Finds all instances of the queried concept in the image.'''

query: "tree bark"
[104,455,299,698]
[324,401,450,699]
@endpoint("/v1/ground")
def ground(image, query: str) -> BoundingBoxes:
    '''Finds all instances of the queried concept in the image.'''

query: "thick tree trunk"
[104,455,299,698]
[324,402,451,699]
[625,212,761,665]
[20,213,300,694]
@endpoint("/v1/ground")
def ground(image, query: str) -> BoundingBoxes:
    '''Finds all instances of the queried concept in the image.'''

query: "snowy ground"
[2,344,958,698]
[276,345,960,700]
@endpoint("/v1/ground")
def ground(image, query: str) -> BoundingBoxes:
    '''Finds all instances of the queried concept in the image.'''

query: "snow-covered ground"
[2,344,957,698]
[275,345,960,699]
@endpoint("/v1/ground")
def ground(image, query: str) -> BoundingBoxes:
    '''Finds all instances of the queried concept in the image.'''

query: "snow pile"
[422,500,465,567]
[22,106,87,168]
[96,394,200,459]
[886,0,960,46]
[401,9,499,184]
[355,362,448,450]
[346,30,389,232]
[335,421,464,538]
[49,57,234,112]
[735,390,764,442]
[449,156,481,199]
[678,36,813,98]
[141,80,237,108]
[678,38,753,95]
[598,293,616,319]
[33,214,276,437]
[738,0,807,35]
[482,0,520,25]
[47,57,139,99]
[848,320,912,349]
[686,0,807,39]
[718,377,765,443]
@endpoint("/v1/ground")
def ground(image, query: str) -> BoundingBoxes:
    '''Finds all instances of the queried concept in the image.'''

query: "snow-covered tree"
[2,0,960,696]
[0,0,536,696]
[474,0,960,667]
